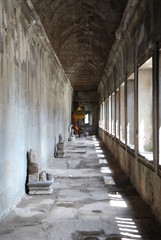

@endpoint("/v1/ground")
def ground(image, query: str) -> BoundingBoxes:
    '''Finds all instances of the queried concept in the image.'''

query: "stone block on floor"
[27,179,54,195]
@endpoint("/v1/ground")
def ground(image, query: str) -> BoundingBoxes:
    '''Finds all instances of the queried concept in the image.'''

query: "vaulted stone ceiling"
[31,0,128,91]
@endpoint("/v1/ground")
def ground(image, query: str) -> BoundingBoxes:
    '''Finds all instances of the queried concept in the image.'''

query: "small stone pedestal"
[27,179,54,195]
[69,135,76,141]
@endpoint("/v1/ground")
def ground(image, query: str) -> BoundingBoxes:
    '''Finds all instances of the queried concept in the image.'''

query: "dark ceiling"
[31,0,128,91]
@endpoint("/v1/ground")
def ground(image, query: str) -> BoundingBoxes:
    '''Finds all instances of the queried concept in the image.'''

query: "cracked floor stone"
[0,136,161,240]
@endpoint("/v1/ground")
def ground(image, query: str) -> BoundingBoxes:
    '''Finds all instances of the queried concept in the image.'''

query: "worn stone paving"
[0,136,161,240]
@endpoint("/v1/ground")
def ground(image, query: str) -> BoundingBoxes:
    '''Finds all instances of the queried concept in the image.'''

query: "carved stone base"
[55,150,64,158]
[27,179,54,195]
[69,135,75,141]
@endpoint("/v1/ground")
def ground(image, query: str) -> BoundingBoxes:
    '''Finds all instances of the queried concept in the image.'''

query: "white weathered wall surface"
[0,0,73,218]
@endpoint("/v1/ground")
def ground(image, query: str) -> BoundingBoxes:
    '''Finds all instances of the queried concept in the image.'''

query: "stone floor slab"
[0,136,161,240]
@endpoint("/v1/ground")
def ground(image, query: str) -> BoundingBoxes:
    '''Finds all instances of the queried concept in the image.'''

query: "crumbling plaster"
[0,0,73,218]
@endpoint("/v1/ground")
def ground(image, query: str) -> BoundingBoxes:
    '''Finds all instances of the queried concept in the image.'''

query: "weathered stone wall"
[0,0,73,218]
[98,0,161,223]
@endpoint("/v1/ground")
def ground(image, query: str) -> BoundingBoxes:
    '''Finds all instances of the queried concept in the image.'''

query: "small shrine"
[72,103,87,137]
[69,124,76,141]
[55,134,65,158]
[27,149,54,195]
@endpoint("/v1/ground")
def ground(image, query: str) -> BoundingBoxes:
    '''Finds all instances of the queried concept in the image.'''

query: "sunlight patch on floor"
[115,217,141,239]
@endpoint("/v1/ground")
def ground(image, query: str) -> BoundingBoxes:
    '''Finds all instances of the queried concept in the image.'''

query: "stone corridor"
[0,136,161,240]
